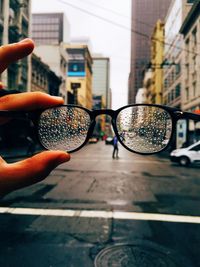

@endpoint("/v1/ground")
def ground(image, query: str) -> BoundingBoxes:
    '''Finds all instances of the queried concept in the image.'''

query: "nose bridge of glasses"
[92,109,115,119]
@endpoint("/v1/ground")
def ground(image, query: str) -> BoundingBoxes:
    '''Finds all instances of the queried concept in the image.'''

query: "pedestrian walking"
[112,136,119,159]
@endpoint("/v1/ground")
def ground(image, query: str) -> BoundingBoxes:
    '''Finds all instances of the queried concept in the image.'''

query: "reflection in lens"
[116,106,172,153]
[38,106,91,152]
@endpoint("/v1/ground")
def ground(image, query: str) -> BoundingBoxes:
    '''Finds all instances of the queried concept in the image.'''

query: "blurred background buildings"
[128,0,172,104]
[0,0,200,147]
[131,0,199,148]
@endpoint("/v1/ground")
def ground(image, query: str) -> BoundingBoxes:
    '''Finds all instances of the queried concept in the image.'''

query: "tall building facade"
[0,0,31,91]
[128,0,171,104]
[179,0,200,145]
[32,13,70,102]
[180,0,200,113]
[65,44,93,109]
[163,0,194,109]
[31,53,61,96]
[32,13,70,45]
[92,55,110,108]
[163,0,195,148]
[34,44,68,102]
[149,20,165,104]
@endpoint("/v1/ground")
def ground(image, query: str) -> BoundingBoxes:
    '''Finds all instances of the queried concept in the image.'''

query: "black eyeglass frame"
[0,104,200,155]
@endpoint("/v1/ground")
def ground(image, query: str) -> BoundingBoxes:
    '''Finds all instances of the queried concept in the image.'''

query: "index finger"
[0,39,34,73]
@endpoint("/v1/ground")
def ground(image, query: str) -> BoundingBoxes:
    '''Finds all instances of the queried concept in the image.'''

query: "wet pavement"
[0,141,200,267]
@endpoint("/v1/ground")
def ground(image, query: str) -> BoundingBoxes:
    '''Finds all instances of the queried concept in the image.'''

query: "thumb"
[0,151,70,197]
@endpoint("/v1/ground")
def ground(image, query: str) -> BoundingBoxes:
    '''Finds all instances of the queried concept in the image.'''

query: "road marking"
[0,207,200,224]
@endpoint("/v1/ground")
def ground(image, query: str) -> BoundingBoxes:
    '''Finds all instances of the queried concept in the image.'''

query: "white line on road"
[0,207,200,224]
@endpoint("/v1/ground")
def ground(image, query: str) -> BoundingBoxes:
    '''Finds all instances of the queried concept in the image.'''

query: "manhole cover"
[94,243,192,267]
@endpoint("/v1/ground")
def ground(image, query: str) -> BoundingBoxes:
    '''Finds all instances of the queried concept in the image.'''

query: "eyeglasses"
[1,104,200,155]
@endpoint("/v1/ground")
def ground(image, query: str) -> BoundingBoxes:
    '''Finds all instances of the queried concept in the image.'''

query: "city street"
[0,141,200,266]
[0,0,200,266]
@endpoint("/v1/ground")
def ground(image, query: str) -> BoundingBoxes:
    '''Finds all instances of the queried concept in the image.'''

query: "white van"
[170,141,200,166]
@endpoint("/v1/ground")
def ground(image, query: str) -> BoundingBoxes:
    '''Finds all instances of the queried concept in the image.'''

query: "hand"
[0,39,70,198]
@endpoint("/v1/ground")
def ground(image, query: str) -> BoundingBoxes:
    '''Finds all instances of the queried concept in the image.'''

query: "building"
[135,88,147,104]
[92,55,111,108]
[32,12,70,102]
[32,13,70,45]
[128,0,171,104]
[70,36,93,53]
[163,0,195,148]
[31,53,61,95]
[143,68,153,103]
[179,0,200,145]
[65,44,93,109]
[93,95,106,137]
[34,44,68,102]
[0,0,31,92]
[149,20,165,104]
[163,0,194,109]
[180,0,200,113]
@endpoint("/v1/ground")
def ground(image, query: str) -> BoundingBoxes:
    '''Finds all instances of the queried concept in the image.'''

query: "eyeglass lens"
[38,106,91,151]
[116,106,173,154]
[38,105,173,154]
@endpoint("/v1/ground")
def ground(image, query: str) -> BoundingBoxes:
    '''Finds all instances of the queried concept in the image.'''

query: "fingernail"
[19,38,31,43]
[53,96,64,101]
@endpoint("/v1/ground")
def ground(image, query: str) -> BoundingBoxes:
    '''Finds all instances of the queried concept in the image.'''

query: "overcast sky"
[32,0,131,109]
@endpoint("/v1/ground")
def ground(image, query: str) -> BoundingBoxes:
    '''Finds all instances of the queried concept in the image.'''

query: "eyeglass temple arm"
[181,111,200,121]
[0,110,30,119]
[0,90,32,119]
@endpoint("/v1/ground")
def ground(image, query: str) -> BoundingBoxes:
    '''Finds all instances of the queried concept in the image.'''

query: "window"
[171,71,175,85]
[190,145,200,151]
[186,63,189,80]
[175,62,181,77]
[167,92,170,103]
[175,84,181,98]
[193,81,196,97]
[192,27,197,46]
[185,38,190,63]
[164,78,168,90]
[0,0,3,15]
[163,96,167,105]
[185,87,189,101]
[192,55,197,72]
[171,89,175,101]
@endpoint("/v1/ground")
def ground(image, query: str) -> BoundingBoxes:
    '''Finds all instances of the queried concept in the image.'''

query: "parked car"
[170,141,200,166]
[105,136,113,145]
[89,136,99,144]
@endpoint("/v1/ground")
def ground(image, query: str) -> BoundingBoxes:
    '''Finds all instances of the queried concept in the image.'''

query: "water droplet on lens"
[38,107,90,151]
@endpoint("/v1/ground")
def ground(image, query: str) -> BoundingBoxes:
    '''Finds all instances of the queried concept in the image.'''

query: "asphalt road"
[0,141,200,267]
